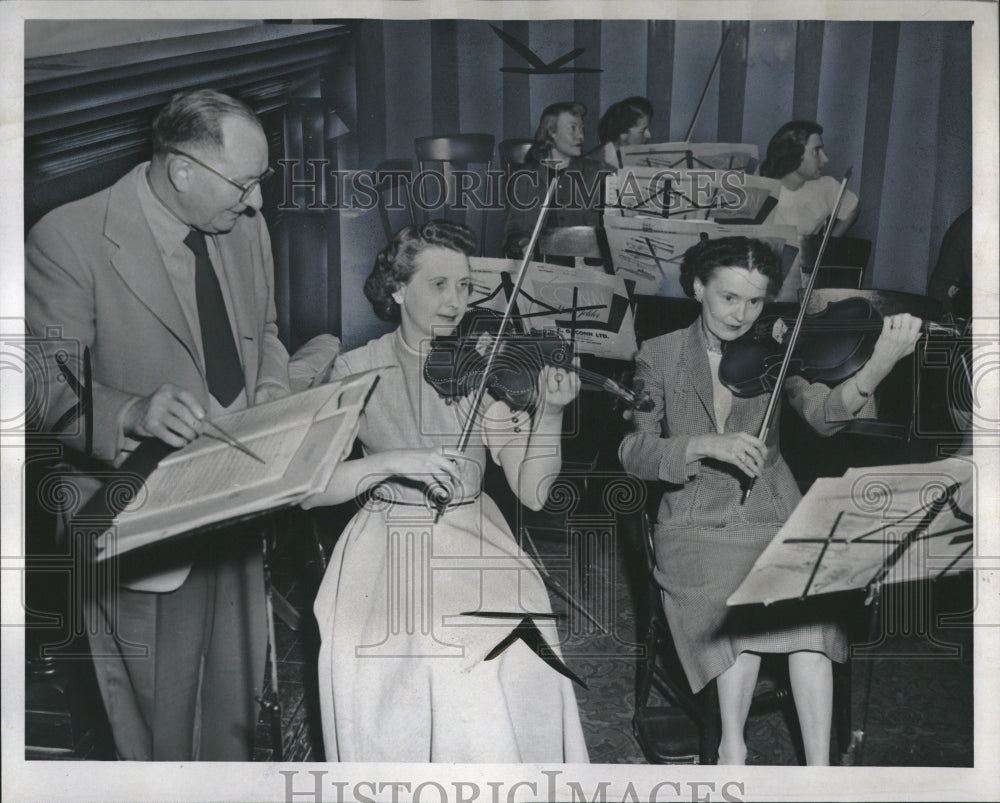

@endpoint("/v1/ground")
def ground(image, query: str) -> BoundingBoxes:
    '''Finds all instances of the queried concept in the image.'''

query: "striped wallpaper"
[347,18,971,296]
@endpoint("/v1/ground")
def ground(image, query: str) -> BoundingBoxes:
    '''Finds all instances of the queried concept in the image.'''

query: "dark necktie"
[183,230,244,406]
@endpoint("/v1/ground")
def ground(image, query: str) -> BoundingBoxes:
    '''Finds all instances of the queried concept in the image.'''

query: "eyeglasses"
[167,147,275,204]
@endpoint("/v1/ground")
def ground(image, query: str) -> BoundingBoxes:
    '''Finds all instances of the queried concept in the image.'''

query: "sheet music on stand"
[467,257,638,360]
[727,457,975,607]
[91,369,381,560]
[618,141,760,172]
[604,215,800,298]
[605,167,782,224]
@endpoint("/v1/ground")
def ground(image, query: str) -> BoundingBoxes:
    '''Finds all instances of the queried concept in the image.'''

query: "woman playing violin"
[304,221,588,762]
[618,236,920,765]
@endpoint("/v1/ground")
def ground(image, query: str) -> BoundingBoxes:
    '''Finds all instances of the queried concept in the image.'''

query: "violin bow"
[429,177,562,522]
[453,175,561,454]
[683,25,733,142]
[582,27,732,163]
[741,168,854,504]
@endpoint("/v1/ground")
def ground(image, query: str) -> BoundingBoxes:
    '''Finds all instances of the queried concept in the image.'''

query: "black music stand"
[728,457,974,764]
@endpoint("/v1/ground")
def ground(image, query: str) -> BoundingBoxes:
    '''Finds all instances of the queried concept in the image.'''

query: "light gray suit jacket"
[619,319,874,541]
[26,163,290,590]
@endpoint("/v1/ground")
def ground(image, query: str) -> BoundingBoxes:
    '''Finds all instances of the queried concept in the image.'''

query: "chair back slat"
[414,134,495,164]
[413,134,495,254]
[498,138,534,172]
[374,158,416,244]
[537,226,604,261]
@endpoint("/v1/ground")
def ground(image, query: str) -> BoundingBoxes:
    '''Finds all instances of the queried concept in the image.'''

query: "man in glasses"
[25,89,291,760]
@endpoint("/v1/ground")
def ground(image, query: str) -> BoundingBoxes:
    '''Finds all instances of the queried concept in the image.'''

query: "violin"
[424,308,653,415]
[719,295,965,398]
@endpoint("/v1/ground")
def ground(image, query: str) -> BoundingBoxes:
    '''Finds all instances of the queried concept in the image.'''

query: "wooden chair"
[800,235,872,289]
[498,138,534,172]
[373,158,416,244]
[629,486,854,764]
[627,493,720,763]
[536,225,612,271]
[413,133,495,254]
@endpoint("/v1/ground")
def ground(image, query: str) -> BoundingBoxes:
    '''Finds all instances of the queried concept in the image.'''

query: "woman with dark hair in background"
[503,101,610,259]
[597,96,654,169]
[760,120,860,238]
[619,236,920,764]
[304,221,588,763]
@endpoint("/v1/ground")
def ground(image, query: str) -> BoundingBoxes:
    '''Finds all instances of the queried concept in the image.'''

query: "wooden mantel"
[24,22,351,230]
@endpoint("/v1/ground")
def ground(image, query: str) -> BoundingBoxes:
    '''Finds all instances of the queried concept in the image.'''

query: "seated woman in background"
[760,120,860,238]
[618,236,920,765]
[596,96,654,169]
[304,221,589,763]
[503,101,610,259]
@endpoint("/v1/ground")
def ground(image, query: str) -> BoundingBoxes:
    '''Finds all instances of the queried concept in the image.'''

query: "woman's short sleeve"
[481,400,530,463]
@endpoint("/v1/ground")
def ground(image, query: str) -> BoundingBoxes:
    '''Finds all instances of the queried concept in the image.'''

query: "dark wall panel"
[873,23,948,293]
[575,20,604,143]
[502,21,531,144]
[792,21,824,122]
[858,22,901,286]
[354,20,387,168]
[600,19,649,147]
[431,20,460,135]
[457,20,504,143]
[528,21,576,131]
[717,21,749,143]
[644,21,674,142]
[929,22,973,274]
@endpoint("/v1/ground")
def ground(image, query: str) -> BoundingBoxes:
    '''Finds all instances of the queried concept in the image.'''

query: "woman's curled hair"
[527,101,588,164]
[597,96,654,146]
[760,120,823,179]
[364,221,477,322]
[680,236,785,298]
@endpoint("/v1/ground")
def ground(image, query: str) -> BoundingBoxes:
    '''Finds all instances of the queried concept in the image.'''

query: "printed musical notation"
[94,371,379,559]
[605,167,783,224]
[728,457,975,606]
[604,216,800,298]
[618,141,759,172]
[467,258,638,360]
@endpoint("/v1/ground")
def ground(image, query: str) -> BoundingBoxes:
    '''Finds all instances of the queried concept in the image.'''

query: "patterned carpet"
[552,523,974,767]
[261,499,973,767]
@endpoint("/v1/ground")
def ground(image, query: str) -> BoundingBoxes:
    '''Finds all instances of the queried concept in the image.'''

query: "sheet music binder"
[83,369,380,561]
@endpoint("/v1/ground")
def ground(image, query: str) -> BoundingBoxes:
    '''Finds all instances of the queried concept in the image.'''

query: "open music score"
[467,257,638,360]
[727,457,975,606]
[618,141,759,172]
[604,215,800,298]
[605,167,782,225]
[93,369,380,560]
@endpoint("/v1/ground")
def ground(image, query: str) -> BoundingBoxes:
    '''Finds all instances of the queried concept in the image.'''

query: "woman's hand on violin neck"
[537,363,581,418]
[839,313,923,415]
[686,432,767,478]
[867,313,923,373]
